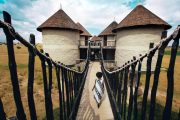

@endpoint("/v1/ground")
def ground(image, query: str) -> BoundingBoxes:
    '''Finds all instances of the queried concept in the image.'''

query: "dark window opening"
[149,42,154,49]
[104,36,107,46]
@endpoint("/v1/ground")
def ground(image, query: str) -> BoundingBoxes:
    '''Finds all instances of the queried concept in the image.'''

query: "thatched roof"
[77,22,92,37]
[98,21,118,36]
[91,36,102,41]
[114,5,171,31]
[37,9,82,32]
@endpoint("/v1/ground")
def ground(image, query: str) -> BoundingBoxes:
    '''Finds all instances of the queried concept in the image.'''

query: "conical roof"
[114,5,171,31]
[91,36,102,41]
[77,22,92,37]
[37,9,82,32]
[98,21,118,36]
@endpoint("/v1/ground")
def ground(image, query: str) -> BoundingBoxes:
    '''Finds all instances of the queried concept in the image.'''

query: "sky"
[0,0,179,43]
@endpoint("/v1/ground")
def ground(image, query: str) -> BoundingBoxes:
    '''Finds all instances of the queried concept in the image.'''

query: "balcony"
[79,40,116,49]
[103,41,116,49]
[79,40,88,48]
[106,41,115,46]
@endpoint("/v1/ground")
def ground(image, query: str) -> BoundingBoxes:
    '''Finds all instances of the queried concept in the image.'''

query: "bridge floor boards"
[76,62,114,120]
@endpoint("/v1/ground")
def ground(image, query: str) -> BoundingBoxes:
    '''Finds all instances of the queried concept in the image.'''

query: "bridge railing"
[0,11,90,120]
[100,26,180,120]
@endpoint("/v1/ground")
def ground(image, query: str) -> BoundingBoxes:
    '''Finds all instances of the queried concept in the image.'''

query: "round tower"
[113,5,171,70]
[37,9,82,65]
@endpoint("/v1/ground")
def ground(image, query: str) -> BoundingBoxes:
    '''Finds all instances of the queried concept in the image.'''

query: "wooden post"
[55,65,63,120]
[127,57,137,120]
[149,31,167,120]
[0,98,6,120]
[141,49,156,120]
[3,11,26,120]
[45,53,54,120]
[27,34,37,120]
[163,26,180,120]
[39,50,51,120]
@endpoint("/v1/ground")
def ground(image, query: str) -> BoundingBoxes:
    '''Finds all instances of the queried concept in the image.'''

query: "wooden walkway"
[76,62,114,120]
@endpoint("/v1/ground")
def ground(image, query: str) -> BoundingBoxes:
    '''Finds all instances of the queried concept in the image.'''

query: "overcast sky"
[0,0,179,43]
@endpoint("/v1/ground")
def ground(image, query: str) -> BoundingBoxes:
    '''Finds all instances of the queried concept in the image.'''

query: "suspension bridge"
[0,11,180,120]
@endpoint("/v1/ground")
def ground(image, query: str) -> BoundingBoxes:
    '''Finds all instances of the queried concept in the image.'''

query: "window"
[104,36,107,46]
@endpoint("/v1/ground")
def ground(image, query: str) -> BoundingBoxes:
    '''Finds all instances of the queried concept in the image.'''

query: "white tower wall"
[42,29,80,65]
[115,27,163,71]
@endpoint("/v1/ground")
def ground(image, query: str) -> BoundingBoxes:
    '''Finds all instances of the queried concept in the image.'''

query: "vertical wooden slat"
[117,70,124,116]
[61,67,67,119]
[39,50,51,120]
[0,98,6,120]
[64,69,70,117]
[3,11,26,120]
[61,67,66,119]
[141,50,155,120]
[73,72,78,97]
[55,65,63,120]
[127,58,137,120]
[45,53,54,120]
[70,71,74,108]
[149,31,167,120]
[149,49,165,119]
[68,71,73,111]
[121,66,125,116]
[123,66,129,120]
[27,34,37,120]
[112,73,116,96]
[133,59,142,120]
[163,36,179,120]
[114,72,119,101]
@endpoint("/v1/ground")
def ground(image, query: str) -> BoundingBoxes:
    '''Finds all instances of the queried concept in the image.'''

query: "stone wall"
[115,27,164,71]
[42,29,80,65]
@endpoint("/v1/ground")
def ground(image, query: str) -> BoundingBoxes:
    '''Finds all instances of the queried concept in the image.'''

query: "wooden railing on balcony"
[106,41,116,47]
[79,40,116,48]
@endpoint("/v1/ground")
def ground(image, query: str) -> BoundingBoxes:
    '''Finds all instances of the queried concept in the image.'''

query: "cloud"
[0,0,179,43]
[144,0,180,36]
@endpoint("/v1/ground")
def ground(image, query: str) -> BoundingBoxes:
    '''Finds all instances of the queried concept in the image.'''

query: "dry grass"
[140,54,180,113]
[0,44,59,120]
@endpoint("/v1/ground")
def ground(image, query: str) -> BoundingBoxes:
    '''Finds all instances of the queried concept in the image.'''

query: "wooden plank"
[3,11,26,120]
[27,34,37,120]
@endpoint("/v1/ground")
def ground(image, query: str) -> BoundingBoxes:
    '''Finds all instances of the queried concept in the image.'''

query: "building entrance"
[90,49,100,61]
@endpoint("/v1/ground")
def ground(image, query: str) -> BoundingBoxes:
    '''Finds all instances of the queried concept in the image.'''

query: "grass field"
[0,44,59,120]
[0,44,179,119]
[140,48,180,119]
[164,47,180,56]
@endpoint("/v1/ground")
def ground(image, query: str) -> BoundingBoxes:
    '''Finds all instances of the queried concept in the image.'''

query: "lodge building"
[37,5,171,68]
